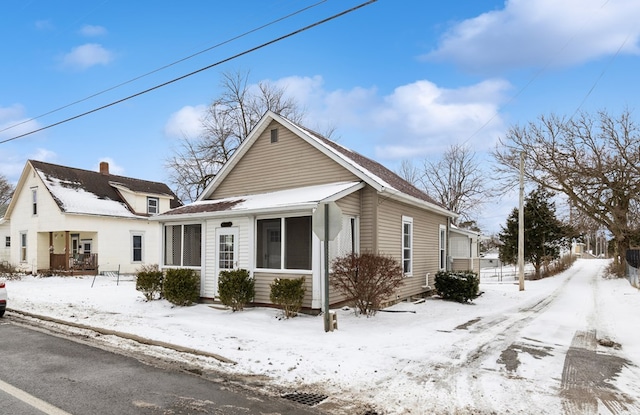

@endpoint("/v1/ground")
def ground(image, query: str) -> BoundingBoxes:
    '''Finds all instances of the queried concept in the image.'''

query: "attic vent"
[270,128,278,143]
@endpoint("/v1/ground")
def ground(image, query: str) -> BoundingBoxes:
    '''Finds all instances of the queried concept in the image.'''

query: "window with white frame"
[402,216,413,275]
[132,233,143,262]
[31,187,38,215]
[256,216,311,270]
[5,236,9,247]
[439,225,447,270]
[147,197,159,215]
[20,232,27,262]
[164,224,201,267]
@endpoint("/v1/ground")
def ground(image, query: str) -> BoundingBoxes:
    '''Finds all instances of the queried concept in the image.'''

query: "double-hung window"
[164,224,202,267]
[256,216,311,270]
[132,233,143,262]
[402,216,413,275]
[4,236,9,248]
[147,197,159,215]
[20,232,27,262]
[31,187,38,215]
[439,224,447,270]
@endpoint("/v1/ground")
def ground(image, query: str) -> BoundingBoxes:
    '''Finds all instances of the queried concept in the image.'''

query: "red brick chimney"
[99,161,109,175]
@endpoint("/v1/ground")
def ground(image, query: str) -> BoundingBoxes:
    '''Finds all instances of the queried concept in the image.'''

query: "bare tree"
[0,174,14,211]
[493,109,640,270]
[166,70,305,202]
[420,144,487,224]
[396,159,422,186]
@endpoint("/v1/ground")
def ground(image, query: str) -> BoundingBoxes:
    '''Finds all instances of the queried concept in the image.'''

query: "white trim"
[130,231,144,263]
[402,216,413,276]
[439,224,447,271]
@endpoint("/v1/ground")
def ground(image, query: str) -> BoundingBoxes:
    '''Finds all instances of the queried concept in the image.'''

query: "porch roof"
[153,181,363,220]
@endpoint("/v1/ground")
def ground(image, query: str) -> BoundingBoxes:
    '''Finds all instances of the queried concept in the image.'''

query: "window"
[147,197,159,215]
[439,225,447,270]
[132,234,143,262]
[20,232,27,262]
[256,216,311,270]
[4,236,9,248]
[270,128,278,143]
[31,187,38,215]
[402,216,413,275]
[164,224,201,267]
[81,239,92,254]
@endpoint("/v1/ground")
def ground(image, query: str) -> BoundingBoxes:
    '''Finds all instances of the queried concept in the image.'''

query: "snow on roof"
[158,181,362,218]
[41,174,137,218]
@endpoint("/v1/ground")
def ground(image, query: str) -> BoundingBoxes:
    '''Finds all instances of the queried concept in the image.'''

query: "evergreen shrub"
[135,264,163,301]
[270,277,305,318]
[163,268,200,306]
[434,270,479,303]
[218,269,254,311]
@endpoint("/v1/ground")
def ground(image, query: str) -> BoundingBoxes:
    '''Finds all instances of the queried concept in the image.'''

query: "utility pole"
[518,152,525,291]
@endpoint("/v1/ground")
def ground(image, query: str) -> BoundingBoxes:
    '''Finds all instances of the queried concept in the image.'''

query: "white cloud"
[164,105,207,139]
[425,0,640,73]
[79,24,107,37]
[0,104,41,142]
[94,157,124,175]
[60,43,114,70]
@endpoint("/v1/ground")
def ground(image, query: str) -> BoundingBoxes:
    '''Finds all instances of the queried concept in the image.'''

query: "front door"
[214,227,238,296]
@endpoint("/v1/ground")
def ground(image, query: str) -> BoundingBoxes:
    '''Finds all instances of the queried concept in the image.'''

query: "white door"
[214,227,238,295]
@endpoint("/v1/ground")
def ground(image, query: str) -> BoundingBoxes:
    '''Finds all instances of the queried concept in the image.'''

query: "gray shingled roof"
[30,160,182,215]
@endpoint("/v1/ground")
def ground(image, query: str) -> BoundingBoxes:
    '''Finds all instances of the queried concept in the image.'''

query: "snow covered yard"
[4,259,640,414]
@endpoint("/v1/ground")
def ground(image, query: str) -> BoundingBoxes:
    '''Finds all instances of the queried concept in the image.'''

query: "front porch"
[41,231,98,275]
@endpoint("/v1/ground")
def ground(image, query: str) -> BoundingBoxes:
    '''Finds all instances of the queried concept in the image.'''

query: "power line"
[0,0,328,135]
[1,0,376,145]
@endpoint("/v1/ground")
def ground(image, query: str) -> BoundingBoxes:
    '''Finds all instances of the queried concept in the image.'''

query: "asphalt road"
[0,320,322,415]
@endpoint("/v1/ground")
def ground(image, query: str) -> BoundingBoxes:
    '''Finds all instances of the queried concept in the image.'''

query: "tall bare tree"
[166,70,305,202]
[396,159,422,186]
[420,144,487,224]
[494,109,640,271]
[0,174,13,211]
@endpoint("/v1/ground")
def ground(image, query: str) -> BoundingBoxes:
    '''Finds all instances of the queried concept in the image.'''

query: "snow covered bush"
[434,271,479,303]
[162,268,200,306]
[218,269,254,311]
[270,277,305,318]
[330,252,404,316]
[135,264,163,301]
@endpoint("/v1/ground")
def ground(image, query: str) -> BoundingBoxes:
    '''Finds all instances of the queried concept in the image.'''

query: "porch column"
[65,231,70,270]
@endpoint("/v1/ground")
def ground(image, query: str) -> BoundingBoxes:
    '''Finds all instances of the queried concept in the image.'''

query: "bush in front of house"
[135,264,164,301]
[270,277,305,318]
[162,268,200,306]
[330,252,404,317]
[434,270,479,303]
[218,269,254,311]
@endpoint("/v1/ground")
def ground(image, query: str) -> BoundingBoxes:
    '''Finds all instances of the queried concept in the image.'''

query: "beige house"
[3,160,180,275]
[155,111,462,312]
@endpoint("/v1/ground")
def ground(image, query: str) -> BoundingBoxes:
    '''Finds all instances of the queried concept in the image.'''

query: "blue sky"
[1,0,639,233]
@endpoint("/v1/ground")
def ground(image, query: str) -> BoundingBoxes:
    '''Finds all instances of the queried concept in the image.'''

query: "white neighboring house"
[448,224,482,274]
[3,160,181,275]
[0,218,9,264]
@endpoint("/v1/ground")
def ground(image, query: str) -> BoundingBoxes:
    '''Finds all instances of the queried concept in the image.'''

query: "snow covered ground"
[3,259,640,414]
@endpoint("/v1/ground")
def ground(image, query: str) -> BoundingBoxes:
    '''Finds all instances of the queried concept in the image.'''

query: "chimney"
[99,161,109,175]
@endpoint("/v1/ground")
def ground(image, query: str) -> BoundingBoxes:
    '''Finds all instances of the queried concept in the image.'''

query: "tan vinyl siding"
[212,120,359,199]
[253,271,314,309]
[377,199,448,301]
[359,187,377,253]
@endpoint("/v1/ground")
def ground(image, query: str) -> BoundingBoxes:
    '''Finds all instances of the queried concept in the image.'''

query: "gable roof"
[6,160,181,218]
[198,111,456,218]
